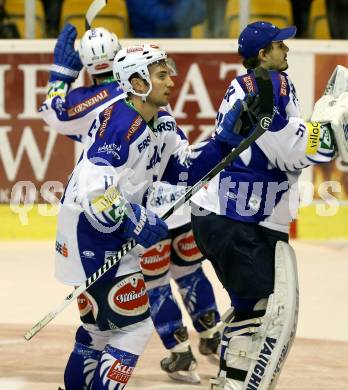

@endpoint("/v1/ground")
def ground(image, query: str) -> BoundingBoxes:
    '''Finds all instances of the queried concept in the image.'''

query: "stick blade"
[24,312,56,341]
[85,0,108,30]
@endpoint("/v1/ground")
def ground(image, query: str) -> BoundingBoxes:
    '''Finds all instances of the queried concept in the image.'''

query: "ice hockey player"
[46,40,257,389]
[141,179,221,383]
[191,21,340,389]
[40,23,124,141]
[40,23,221,387]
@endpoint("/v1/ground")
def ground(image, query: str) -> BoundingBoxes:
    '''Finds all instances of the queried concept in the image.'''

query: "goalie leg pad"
[212,241,299,390]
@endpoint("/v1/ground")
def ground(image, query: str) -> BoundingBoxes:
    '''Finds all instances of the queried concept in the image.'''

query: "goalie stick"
[85,0,108,30]
[24,66,274,341]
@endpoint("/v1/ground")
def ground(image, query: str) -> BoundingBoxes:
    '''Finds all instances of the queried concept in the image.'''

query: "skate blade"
[168,370,201,384]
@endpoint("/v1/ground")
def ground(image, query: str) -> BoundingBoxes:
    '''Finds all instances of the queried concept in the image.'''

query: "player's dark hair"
[240,42,273,70]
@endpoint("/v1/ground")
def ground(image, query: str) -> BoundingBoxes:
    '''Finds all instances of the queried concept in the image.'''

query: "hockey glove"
[215,94,260,147]
[49,23,83,83]
[123,203,168,248]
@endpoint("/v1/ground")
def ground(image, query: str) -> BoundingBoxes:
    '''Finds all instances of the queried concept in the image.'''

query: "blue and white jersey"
[56,99,228,285]
[39,81,126,137]
[146,181,191,229]
[192,70,336,233]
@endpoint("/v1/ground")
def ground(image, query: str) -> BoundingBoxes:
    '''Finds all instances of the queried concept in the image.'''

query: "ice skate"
[161,346,201,384]
[199,330,221,363]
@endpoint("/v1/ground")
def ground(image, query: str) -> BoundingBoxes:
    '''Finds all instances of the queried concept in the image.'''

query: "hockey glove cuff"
[49,23,83,83]
[123,203,168,248]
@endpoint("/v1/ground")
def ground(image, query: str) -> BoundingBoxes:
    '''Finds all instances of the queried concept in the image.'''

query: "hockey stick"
[85,0,108,30]
[24,66,274,341]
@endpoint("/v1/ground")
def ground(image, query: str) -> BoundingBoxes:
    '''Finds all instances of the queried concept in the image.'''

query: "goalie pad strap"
[224,366,248,382]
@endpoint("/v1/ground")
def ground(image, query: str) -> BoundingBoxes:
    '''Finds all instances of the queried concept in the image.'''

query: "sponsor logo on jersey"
[137,135,151,152]
[107,358,135,384]
[260,116,272,130]
[246,337,277,389]
[241,75,256,93]
[108,273,149,316]
[279,74,287,96]
[306,122,320,155]
[53,97,64,115]
[67,89,109,117]
[146,144,166,170]
[140,239,171,276]
[104,250,117,261]
[92,185,122,213]
[248,194,261,212]
[149,186,186,206]
[153,120,176,133]
[98,105,113,138]
[55,239,68,258]
[125,115,143,140]
[97,142,121,159]
[77,292,93,317]
[82,250,95,258]
[172,231,202,262]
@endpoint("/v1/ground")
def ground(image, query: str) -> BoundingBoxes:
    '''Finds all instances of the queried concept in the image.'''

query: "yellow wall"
[0,204,57,240]
[297,205,348,240]
[1,203,347,240]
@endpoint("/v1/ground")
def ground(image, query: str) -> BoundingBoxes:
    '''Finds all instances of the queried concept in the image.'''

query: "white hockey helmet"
[79,27,122,75]
[113,43,167,98]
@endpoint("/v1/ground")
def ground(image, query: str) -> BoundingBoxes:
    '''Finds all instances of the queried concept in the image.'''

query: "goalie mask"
[113,43,172,98]
[79,27,122,75]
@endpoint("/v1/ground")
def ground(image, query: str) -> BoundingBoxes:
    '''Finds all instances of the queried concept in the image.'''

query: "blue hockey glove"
[49,23,83,83]
[215,94,260,147]
[123,203,168,248]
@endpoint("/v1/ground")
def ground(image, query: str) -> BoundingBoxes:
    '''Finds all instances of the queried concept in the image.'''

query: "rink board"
[0,39,348,240]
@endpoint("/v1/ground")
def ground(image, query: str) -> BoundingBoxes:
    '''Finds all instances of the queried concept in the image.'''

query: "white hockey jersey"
[192,70,336,233]
[54,99,229,285]
[39,82,190,230]
[39,81,126,137]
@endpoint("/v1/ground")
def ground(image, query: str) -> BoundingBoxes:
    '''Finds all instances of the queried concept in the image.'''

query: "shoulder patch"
[98,104,114,138]
[241,74,257,93]
[279,74,288,96]
[68,89,109,117]
[125,115,143,141]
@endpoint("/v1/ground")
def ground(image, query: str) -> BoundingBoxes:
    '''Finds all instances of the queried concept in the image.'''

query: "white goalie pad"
[242,241,299,390]
[212,242,299,390]
[311,65,348,162]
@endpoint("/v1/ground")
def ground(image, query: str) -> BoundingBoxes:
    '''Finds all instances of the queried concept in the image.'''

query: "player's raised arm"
[39,24,125,136]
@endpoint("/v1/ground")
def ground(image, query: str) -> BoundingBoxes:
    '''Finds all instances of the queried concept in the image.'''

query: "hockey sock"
[91,345,139,389]
[64,326,102,390]
[147,283,184,349]
[175,267,220,332]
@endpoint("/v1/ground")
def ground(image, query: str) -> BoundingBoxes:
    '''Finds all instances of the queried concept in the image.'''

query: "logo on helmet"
[95,63,110,71]
[127,45,144,53]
